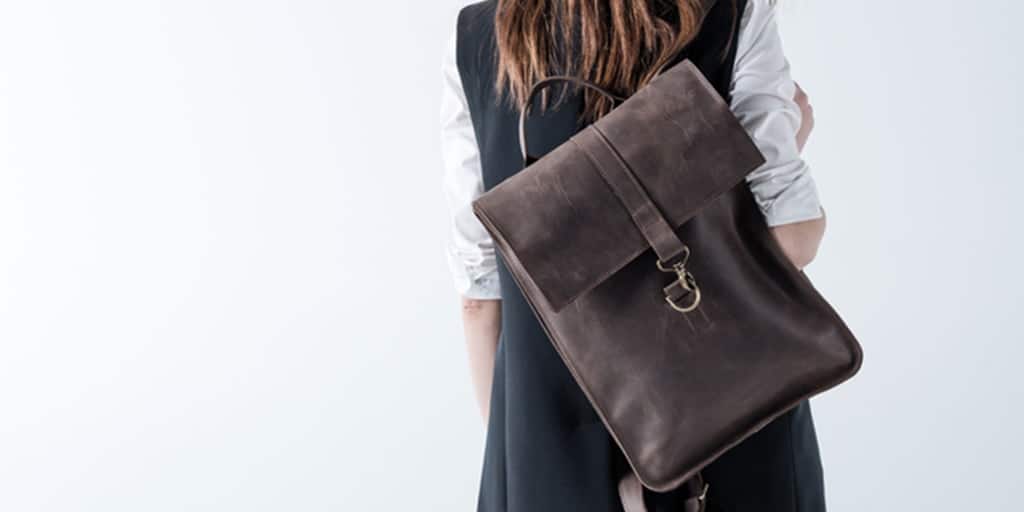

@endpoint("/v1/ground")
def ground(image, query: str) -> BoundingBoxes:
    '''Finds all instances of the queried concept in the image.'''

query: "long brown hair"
[495,0,711,121]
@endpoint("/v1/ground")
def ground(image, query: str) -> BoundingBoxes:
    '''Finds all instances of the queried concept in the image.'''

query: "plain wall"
[0,1,1021,510]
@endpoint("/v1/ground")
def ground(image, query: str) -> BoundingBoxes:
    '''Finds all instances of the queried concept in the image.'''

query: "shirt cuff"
[455,271,502,300]
[758,168,825,227]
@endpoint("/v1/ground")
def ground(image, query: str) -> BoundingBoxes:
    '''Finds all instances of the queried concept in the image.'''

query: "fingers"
[793,82,815,153]
[794,82,809,106]
[794,82,813,117]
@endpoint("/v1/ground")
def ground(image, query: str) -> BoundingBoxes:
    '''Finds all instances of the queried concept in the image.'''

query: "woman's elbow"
[769,214,827,270]
[461,296,501,316]
[789,238,822,270]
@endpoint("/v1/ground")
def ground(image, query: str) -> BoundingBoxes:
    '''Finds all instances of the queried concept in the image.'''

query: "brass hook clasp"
[657,247,701,313]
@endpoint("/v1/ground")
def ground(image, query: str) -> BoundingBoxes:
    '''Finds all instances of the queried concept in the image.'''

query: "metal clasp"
[657,246,701,314]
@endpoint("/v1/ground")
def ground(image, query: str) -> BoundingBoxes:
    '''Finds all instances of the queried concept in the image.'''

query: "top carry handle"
[517,76,624,166]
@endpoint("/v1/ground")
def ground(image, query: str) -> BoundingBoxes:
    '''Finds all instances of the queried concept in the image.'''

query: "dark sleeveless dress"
[454,2,827,510]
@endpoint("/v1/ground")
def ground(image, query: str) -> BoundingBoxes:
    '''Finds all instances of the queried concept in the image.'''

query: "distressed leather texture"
[471,61,863,495]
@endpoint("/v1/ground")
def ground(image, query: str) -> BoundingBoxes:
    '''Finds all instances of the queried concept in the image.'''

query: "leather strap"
[575,126,690,265]
[618,471,647,512]
[619,472,707,512]
[518,76,625,166]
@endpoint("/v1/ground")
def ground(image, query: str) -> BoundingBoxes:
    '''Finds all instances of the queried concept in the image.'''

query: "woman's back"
[441,1,829,510]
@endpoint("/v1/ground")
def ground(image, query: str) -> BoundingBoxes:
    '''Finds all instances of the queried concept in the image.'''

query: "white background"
[0,1,1021,510]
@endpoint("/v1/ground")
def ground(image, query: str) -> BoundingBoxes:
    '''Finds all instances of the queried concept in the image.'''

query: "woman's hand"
[794,82,814,153]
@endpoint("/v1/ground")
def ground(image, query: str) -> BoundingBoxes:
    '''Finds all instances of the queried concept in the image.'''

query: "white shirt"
[441,0,822,300]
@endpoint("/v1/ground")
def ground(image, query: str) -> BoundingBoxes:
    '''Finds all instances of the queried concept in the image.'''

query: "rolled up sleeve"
[730,0,824,227]
[440,30,502,300]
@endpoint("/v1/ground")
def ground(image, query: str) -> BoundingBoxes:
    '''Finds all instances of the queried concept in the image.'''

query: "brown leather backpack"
[471,60,863,512]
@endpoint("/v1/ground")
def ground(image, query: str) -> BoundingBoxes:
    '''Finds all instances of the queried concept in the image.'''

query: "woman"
[441,1,827,510]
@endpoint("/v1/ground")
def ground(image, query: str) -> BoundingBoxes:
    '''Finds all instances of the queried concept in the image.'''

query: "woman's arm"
[459,298,501,421]
[440,30,502,421]
[769,210,826,270]
[731,0,826,270]
[772,82,827,270]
